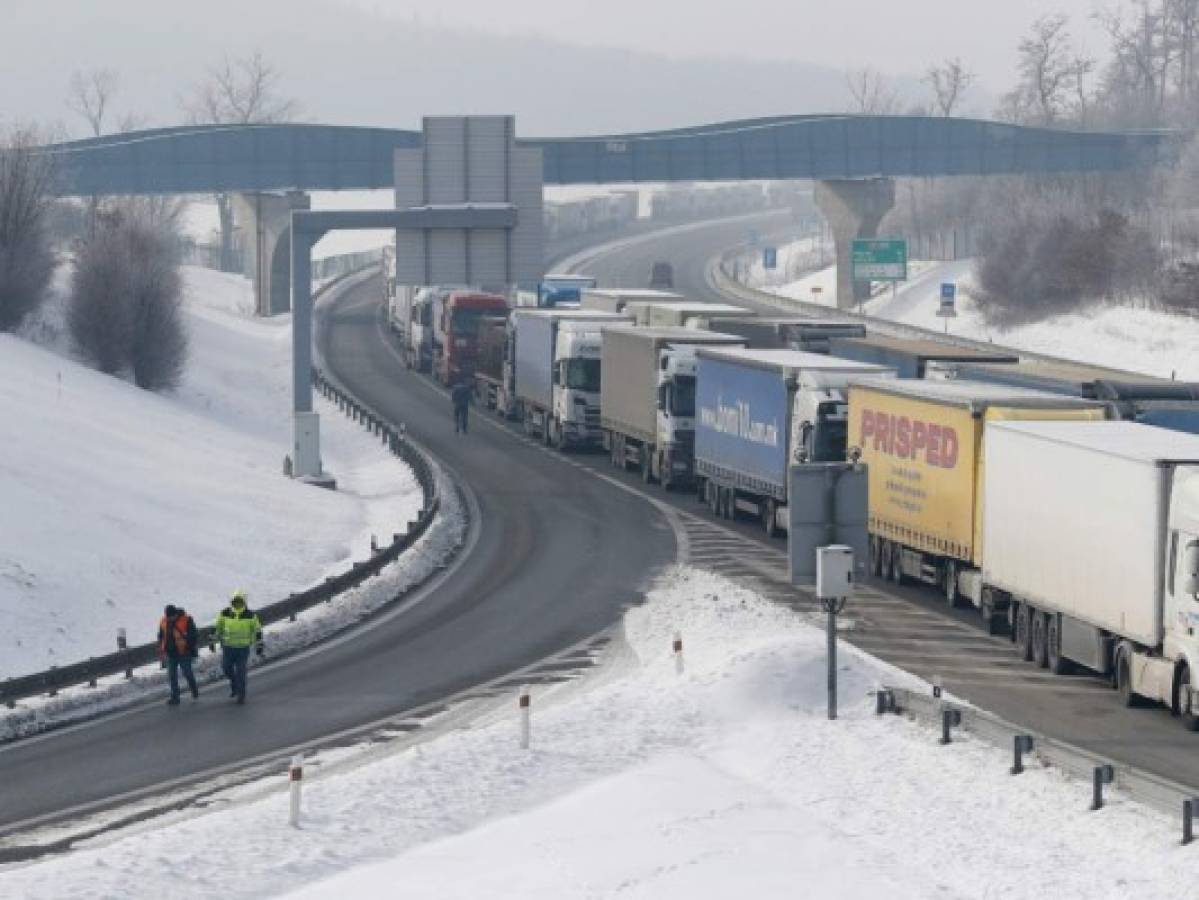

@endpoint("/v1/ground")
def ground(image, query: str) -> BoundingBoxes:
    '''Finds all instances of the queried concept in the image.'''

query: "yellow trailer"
[848,379,1104,630]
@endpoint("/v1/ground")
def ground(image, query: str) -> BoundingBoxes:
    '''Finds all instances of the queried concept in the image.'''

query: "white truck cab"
[553,322,606,445]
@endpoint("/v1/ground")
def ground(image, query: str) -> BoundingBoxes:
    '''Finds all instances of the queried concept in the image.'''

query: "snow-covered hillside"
[752,249,1199,381]
[2,568,1189,899]
[0,267,421,679]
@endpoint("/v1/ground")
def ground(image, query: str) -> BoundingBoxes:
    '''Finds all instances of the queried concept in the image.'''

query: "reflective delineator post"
[519,686,531,750]
[1011,735,1034,775]
[673,631,684,675]
[289,754,303,827]
[1184,798,1198,846]
[1091,764,1115,811]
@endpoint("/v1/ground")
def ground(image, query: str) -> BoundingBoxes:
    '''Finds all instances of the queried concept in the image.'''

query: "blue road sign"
[940,282,956,301]
[763,247,777,270]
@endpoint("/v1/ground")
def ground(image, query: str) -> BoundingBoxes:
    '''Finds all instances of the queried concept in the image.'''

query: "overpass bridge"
[43,115,1178,312]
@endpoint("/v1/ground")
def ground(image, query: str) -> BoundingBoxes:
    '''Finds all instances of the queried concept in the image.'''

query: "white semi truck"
[983,420,1199,727]
[389,285,437,372]
[510,309,630,450]
[600,326,744,489]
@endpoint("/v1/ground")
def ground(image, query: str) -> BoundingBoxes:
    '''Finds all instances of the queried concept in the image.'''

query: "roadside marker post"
[673,631,684,675]
[289,754,303,827]
[519,686,531,750]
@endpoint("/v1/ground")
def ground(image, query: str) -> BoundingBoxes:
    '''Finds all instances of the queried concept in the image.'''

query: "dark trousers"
[454,405,469,433]
[167,656,198,701]
[222,646,251,700]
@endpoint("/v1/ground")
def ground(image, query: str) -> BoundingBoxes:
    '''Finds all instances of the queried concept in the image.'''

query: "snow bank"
[0,267,422,679]
[3,568,1190,899]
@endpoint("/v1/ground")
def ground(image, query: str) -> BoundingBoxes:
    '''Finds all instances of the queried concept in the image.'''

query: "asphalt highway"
[0,273,675,837]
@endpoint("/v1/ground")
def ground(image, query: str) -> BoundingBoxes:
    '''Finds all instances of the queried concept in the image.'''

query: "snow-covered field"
[753,247,1199,380]
[2,568,1191,900]
[0,266,422,679]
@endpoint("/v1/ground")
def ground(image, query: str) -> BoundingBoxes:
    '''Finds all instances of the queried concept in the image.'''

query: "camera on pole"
[817,545,854,721]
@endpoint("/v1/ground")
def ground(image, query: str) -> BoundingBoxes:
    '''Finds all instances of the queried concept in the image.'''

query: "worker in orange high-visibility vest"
[213,591,263,705]
[157,604,199,705]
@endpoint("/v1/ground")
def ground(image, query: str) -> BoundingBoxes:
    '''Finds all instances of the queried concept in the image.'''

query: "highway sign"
[851,238,907,282]
[937,281,957,318]
[763,246,777,270]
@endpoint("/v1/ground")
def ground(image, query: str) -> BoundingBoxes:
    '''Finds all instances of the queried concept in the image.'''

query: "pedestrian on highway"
[214,590,264,704]
[157,604,199,706]
[451,378,472,434]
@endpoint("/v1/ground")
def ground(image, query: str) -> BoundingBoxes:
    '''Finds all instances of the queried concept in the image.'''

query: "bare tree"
[925,58,975,116]
[186,51,298,272]
[67,68,120,138]
[1003,15,1090,125]
[0,127,57,332]
[845,67,900,114]
[69,207,188,388]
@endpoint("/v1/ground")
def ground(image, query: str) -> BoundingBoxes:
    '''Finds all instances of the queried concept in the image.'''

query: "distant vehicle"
[693,348,894,537]
[389,286,436,373]
[601,326,743,489]
[433,290,509,385]
[539,274,598,308]
[649,261,674,290]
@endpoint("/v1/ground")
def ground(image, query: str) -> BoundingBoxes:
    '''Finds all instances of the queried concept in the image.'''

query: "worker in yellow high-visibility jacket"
[213,590,263,704]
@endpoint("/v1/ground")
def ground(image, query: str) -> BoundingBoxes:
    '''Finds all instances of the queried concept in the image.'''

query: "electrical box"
[816,545,854,600]
[293,411,322,478]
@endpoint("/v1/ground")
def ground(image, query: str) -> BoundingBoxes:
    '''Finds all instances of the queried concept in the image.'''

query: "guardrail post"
[932,675,943,699]
[1184,798,1198,845]
[1091,764,1115,810]
[1011,734,1034,775]
[940,707,961,745]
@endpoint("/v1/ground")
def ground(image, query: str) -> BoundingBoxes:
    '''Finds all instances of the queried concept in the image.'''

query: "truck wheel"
[1046,615,1069,675]
[1116,651,1143,708]
[763,498,778,538]
[942,559,958,608]
[1178,666,1199,731]
[722,488,736,520]
[696,478,707,504]
[1031,612,1049,668]
[610,436,622,469]
[980,588,1002,637]
[1014,603,1034,662]
[868,537,883,577]
[888,542,905,585]
[554,421,568,452]
[641,448,654,484]
[707,481,720,516]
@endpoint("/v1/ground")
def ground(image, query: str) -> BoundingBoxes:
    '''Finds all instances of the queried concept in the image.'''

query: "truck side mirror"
[1185,541,1199,595]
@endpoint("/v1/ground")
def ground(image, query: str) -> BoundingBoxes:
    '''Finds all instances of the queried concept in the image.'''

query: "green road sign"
[851,238,907,281]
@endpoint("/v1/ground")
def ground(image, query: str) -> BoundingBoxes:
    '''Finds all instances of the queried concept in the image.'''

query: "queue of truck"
[384,271,1199,728]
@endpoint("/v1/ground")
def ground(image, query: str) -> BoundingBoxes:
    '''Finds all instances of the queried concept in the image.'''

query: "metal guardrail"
[880,686,1199,836]
[1,269,440,709]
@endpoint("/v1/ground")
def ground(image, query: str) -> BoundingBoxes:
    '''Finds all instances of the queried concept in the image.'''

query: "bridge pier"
[233,191,311,316]
[814,178,895,310]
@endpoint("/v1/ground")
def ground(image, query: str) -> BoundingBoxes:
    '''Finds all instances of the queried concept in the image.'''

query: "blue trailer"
[539,274,598,307]
[695,348,893,536]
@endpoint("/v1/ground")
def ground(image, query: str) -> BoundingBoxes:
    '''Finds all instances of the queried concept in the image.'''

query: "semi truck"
[472,316,510,414]
[389,286,436,372]
[933,358,1199,432]
[511,309,630,449]
[982,420,1199,728]
[432,290,509,385]
[829,334,1019,378]
[580,288,686,315]
[601,326,744,488]
[693,348,895,537]
[713,316,866,353]
[847,379,1105,631]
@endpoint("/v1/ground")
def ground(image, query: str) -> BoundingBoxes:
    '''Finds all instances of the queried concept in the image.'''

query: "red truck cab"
[434,290,509,385]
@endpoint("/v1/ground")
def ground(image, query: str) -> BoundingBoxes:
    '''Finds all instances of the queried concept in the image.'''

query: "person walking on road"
[214,590,264,704]
[451,378,472,435]
[158,604,199,705]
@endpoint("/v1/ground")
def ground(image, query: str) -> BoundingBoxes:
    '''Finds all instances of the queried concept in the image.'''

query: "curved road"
[0,273,674,843]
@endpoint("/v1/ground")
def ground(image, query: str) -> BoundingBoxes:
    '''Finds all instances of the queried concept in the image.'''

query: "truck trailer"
[601,326,744,488]
[638,301,751,329]
[580,288,685,315]
[830,335,1019,379]
[982,420,1199,727]
[934,359,1199,433]
[694,348,894,536]
[713,317,866,353]
[511,309,630,449]
[847,379,1105,630]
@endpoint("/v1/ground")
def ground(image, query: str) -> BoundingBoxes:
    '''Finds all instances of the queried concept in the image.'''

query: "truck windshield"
[671,376,696,417]
[565,358,601,392]
[451,308,494,334]
[812,401,848,462]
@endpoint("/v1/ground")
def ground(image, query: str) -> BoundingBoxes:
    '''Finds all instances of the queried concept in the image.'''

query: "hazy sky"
[343,0,1107,88]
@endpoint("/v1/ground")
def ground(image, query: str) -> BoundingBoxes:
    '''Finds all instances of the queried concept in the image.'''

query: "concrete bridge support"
[232,191,311,316]
[814,178,895,310]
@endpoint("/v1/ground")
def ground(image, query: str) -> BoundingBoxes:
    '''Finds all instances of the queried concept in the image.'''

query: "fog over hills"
[2,0,931,138]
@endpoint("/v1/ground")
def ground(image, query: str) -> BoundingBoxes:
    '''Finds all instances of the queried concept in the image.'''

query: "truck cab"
[435,290,509,385]
[790,373,854,465]
[553,323,605,445]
